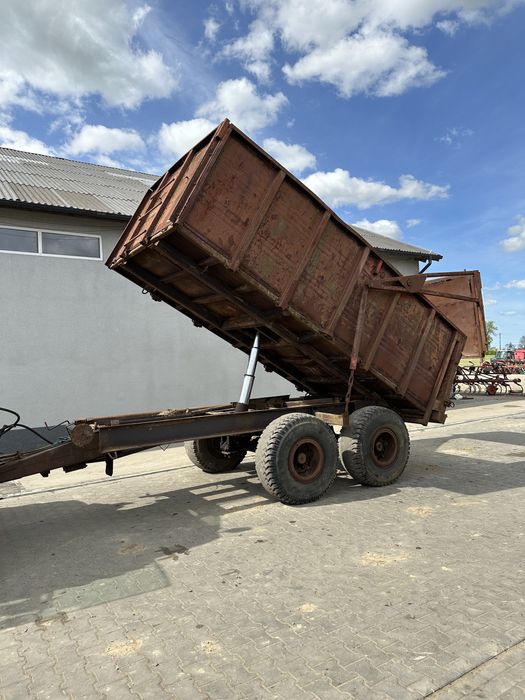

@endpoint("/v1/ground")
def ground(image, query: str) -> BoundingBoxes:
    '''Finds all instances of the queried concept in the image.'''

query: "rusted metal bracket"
[368,270,481,303]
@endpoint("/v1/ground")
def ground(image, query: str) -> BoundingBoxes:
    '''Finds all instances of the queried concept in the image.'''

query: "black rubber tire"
[255,413,337,505]
[184,437,246,473]
[338,406,409,486]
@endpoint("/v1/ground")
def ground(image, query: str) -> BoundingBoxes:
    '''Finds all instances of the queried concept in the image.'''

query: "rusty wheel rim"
[370,428,398,468]
[288,438,324,483]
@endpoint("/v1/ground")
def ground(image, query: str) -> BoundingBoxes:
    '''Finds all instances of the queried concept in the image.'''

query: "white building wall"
[386,257,420,276]
[0,208,291,433]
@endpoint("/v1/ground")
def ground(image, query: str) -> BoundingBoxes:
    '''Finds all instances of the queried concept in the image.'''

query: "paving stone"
[302,678,345,699]
[312,658,359,687]
[1,397,524,699]
[0,683,32,700]
[346,657,386,686]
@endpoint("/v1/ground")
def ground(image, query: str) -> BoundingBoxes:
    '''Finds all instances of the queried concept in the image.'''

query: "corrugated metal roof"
[0,147,158,217]
[0,146,441,260]
[352,226,442,261]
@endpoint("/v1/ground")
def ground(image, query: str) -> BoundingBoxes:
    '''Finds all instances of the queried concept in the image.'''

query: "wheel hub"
[370,428,398,468]
[288,438,324,483]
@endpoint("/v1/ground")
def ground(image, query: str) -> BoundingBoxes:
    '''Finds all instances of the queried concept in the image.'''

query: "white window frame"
[0,224,102,261]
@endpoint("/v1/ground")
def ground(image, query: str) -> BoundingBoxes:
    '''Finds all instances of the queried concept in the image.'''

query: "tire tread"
[185,438,246,473]
[255,413,337,504]
[340,406,409,486]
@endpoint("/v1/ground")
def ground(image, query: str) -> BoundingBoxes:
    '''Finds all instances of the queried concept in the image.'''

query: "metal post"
[235,332,260,412]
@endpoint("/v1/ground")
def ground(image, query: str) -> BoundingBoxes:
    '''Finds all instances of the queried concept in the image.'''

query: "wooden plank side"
[405,321,458,412]
[184,133,278,262]
[292,218,365,330]
[279,210,331,308]
[362,292,400,371]
[398,309,436,396]
[422,332,460,424]
[365,293,428,396]
[241,178,325,299]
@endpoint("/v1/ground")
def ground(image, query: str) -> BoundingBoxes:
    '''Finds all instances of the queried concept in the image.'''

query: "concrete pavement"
[1,394,524,699]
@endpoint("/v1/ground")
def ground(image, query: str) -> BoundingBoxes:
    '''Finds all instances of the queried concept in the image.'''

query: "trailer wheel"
[338,406,409,486]
[185,437,246,473]
[255,413,337,505]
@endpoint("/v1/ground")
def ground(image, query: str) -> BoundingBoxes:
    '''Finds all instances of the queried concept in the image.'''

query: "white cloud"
[265,0,520,41]
[196,78,287,132]
[157,118,215,160]
[502,310,517,316]
[407,218,422,227]
[67,125,145,157]
[132,5,152,30]
[0,126,53,155]
[245,61,272,83]
[283,30,445,98]
[485,298,498,305]
[302,168,449,209]
[353,218,403,240]
[0,0,177,110]
[223,20,274,61]
[437,126,474,146]
[0,72,39,113]
[154,79,288,167]
[262,138,316,175]
[204,18,221,41]
[505,280,525,289]
[437,19,460,35]
[222,19,274,82]
[501,215,525,252]
[224,0,524,99]
[271,0,519,43]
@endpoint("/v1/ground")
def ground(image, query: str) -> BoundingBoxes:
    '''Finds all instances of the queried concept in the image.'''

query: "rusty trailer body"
[107,119,466,426]
[0,120,486,504]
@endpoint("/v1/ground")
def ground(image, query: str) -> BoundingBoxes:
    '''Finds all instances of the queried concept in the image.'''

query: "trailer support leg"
[235,332,260,412]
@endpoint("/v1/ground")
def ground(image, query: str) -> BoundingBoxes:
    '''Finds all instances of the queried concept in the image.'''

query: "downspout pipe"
[420,258,433,274]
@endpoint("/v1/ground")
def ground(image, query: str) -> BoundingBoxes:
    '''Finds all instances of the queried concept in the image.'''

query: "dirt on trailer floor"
[0,394,524,699]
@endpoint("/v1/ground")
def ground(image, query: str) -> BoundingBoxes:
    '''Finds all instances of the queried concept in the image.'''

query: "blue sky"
[1,0,524,345]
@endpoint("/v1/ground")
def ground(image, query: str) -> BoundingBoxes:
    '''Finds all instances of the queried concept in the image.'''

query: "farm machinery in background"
[490,348,525,370]
[455,355,524,396]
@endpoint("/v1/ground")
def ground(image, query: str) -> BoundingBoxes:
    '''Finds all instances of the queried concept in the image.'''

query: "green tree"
[485,320,497,349]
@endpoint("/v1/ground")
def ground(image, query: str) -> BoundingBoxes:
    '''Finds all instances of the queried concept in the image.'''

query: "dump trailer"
[0,120,486,504]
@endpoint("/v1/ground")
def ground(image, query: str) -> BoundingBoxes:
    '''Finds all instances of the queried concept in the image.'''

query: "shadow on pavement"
[2,421,524,630]
[0,470,272,631]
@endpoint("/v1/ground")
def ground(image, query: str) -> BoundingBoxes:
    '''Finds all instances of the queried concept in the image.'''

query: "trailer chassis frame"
[0,396,347,484]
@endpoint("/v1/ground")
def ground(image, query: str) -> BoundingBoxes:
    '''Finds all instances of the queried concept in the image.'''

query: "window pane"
[42,232,101,258]
[0,227,38,253]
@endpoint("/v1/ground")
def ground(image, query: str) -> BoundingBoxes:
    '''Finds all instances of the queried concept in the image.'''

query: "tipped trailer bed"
[0,120,486,504]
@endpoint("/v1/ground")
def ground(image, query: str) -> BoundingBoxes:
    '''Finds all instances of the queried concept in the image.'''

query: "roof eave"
[377,248,442,262]
[0,199,130,222]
